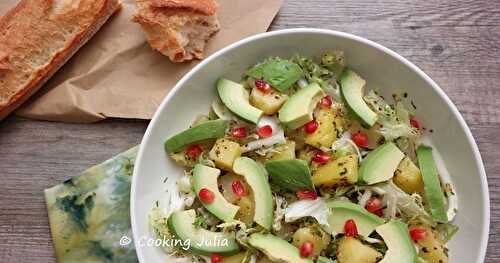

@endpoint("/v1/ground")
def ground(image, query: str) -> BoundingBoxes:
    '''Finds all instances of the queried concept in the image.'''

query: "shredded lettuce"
[372,181,432,223]
[242,116,286,152]
[331,131,362,162]
[364,90,419,142]
[273,195,287,231]
[284,198,332,230]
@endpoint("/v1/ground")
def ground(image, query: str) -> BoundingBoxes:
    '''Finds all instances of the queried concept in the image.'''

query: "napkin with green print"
[44,147,138,263]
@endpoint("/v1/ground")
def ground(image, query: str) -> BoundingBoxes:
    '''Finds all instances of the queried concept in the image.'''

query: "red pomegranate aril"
[299,241,314,258]
[199,188,215,204]
[344,219,358,237]
[365,197,383,214]
[304,120,319,134]
[257,125,273,138]
[231,127,247,138]
[312,152,331,165]
[186,144,203,159]
[374,209,384,217]
[211,253,223,263]
[410,117,421,129]
[352,132,369,148]
[231,179,247,197]
[320,95,333,108]
[409,228,427,242]
[296,190,318,200]
[255,79,271,93]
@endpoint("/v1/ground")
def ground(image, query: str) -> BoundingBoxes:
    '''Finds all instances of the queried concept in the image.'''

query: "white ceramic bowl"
[131,28,489,262]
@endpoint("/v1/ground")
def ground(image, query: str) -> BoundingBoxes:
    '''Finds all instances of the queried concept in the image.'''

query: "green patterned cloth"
[45,147,139,263]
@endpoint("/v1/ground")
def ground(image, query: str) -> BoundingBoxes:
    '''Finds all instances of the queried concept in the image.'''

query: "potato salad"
[150,52,458,263]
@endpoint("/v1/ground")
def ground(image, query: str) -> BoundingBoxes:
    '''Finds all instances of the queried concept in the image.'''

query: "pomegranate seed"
[352,132,369,148]
[374,209,384,217]
[312,151,331,165]
[257,125,273,138]
[255,79,271,93]
[296,190,318,200]
[319,95,333,108]
[410,117,421,129]
[231,179,247,197]
[304,120,319,134]
[199,188,215,204]
[211,253,223,263]
[231,127,247,138]
[365,197,383,214]
[409,228,427,242]
[299,241,314,258]
[186,144,203,159]
[344,219,358,237]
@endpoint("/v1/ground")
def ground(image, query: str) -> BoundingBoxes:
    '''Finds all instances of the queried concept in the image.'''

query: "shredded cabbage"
[242,116,286,152]
[372,181,432,223]
[211,98,237,121]
[331,131,363,162]
[284,198,332,230]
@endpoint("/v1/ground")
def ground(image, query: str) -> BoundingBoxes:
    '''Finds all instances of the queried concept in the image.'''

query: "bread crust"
[0,0,122,120]
[150,0,218,16]
[133,0,220,62]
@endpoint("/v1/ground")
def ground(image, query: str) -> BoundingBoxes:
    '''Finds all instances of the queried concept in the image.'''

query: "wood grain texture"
[0,0,499,262]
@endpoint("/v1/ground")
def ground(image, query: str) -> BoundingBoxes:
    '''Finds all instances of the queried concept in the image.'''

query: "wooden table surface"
[1,0,499,262]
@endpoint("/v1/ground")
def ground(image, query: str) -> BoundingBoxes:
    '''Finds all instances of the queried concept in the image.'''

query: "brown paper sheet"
[0,0,283,123]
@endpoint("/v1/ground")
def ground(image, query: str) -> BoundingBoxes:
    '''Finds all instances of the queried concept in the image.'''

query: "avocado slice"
[167,210,240,256]
[248,233,313,263]
[375,220,417,263]
[217,78,263,123]
[416,145,448,223]
[247,58,303,92]
[359,142,405,185]
[192,164,239,222]
[164,119,228,153]
[233,157,273,230]
[326,201,384,237]
[278,82,325,129]
[317,256,336,263]
[339,69,377,127]
[265,159,314,192]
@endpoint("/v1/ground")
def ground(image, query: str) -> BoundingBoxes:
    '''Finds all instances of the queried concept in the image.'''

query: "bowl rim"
[131,28,490,262]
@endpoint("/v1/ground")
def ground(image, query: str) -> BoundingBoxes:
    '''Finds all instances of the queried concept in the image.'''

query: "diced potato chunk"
[209,139,242,170]
[305,108,338,149]
[411,225,448,263]
[235,195,255,225]
[312,154,358,187]
[292,226,331,257]
[394,157,424,194]
[269,140,296,160]
[337,237,382,263]
[250,87,288,115]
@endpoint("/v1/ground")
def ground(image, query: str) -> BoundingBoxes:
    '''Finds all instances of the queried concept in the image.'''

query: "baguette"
[0,0,122,120]
[132,0,220,63]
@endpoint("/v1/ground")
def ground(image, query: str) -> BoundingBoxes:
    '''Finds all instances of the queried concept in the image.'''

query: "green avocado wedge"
[217,78,263,124]
[326,201,385,237]
[233,157,273,230]
[265,159,314,192]
[278,82,325,129]
[375,220,417,263]
[359,142,405,185]
[192,164,239,222]
[247,58,303,92]
[339,69,378,127]
[248,233,313,263]
[416,145,448,223]
[164,119,228,153]
[167,210,240,256]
